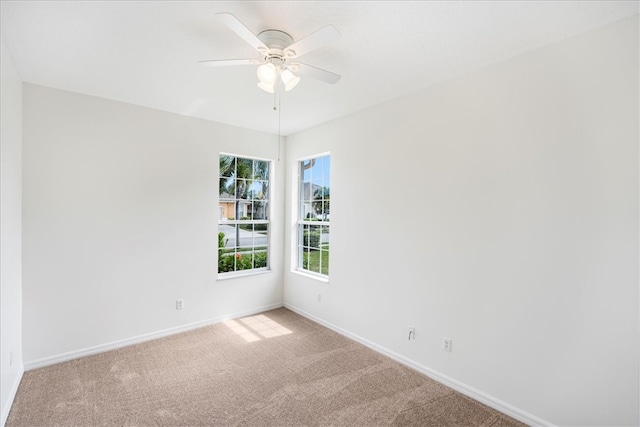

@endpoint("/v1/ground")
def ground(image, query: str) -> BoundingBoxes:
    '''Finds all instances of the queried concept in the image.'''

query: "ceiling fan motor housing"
[257,29,295,61]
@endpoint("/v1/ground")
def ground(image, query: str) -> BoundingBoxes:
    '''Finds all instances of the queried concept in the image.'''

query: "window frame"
[296,153,330,279]
[218,153,272,279]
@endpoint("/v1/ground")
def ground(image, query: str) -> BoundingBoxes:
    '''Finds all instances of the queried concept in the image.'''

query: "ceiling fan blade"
[216,13,269,54]
[284,25,341,58]
[291,62,341,85]
[199,59,260,67]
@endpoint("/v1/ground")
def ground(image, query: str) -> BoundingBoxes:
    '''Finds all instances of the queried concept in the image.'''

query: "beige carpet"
[7,308,525,426]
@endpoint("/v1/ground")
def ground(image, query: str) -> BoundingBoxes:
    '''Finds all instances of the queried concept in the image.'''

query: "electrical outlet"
[407,326,416,341]
[317,293,321,302]
[176,299,184,310]
[442,338,452,352]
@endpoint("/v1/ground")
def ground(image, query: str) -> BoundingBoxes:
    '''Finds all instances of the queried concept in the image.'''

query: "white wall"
[22,85,285,366]
[1,39,24,425]
[284,15,639,427]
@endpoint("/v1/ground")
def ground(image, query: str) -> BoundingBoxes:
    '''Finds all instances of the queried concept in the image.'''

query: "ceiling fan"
[200,13,341,93]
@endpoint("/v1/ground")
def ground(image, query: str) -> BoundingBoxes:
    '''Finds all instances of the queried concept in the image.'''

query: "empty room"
[1,1,638,426]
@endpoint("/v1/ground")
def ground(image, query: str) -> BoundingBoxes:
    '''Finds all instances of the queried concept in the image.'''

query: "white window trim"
[292,268,330,283]
[217,268,272,281]
[294,152,330,280]
[218,153,273,278]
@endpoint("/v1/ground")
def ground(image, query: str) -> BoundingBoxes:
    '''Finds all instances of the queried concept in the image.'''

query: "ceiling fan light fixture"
[281,69,301,91]
[257,81,275,93]
[257,63,277,84]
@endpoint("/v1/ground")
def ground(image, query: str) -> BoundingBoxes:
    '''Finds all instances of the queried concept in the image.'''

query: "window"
[297,154,330,277]
[218,154,270,276]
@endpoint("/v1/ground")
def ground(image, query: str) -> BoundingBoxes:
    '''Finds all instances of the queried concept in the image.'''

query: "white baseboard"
[285,303,553,427]
[1,363,24,427]
[24,302,284,371]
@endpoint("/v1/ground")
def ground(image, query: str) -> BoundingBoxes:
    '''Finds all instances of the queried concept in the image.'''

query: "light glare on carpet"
[224,315,292,342]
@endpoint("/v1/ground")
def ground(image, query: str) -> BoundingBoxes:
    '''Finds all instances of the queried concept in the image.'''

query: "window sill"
[217,269,271,281]
[292,269,329,283]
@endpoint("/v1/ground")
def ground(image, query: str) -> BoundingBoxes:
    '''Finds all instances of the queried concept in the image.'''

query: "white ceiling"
[1,1,638,135]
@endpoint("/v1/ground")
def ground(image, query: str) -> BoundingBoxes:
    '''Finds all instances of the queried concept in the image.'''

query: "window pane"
[236,179,249,199]
[252,201,268,220]
[219,249,234,273]
[301,160,312,182]
[256,181,269,200]
[322,178,330,196]
[220,155,236,179]
[236,158,253,178]
[302,224,310,248]
[219,202,231,221]
[254,249,268,268]
[321,225,330,247]
[236,251,252,270]
[254,160,269,180]
[231,201,242,220]
[302,247,309,271]
[219,177,233,197]
[254,224,268,249]
[309,249,321,274]
[254,222,268,233]
[303,199,313,219]
[238,221,252,241]
[218,224,237,249]
[311,157,323,180]
[299,180,307,203]
[310,224,322,250]
[248,181,259,200]
[321,249,329,275]
[321,201,330,220]
[322,155,330,177]
[311,179,323,192]
[304,182,314,203]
